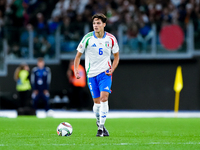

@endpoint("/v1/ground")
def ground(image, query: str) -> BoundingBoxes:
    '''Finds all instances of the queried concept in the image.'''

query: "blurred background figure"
[35,12,48,39]
[14,63,31,109]
[31,58,51,111]
[33,36,52,59]
[67,60,86,110]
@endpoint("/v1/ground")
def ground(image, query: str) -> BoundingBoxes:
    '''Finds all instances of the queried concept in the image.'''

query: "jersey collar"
[93,31,106,39]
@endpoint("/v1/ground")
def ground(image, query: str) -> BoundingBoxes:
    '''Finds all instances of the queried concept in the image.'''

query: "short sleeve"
[77,32,93,53]
[77,39,86,53]
[111,38,119,54]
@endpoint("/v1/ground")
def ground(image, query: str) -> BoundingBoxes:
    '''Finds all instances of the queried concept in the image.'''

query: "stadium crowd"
[0,0,200,57]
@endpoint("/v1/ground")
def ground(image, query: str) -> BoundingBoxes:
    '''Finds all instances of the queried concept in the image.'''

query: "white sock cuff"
[94,103,101,108]
[100,101,108,106]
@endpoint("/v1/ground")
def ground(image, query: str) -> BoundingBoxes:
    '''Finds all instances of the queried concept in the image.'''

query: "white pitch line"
[1,110,200,118]
[37,110,200,118]
[1,142,200,146]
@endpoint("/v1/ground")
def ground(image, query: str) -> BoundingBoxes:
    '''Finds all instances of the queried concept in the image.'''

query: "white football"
[57,122,73,136]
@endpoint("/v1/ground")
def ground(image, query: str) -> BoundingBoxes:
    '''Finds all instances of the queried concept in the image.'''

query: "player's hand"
[105,69,113,76]
[43,90,50,96]
[32,90,38,99]
[33,90,38,95]
[43,90,49,95]
[75,70,81,79]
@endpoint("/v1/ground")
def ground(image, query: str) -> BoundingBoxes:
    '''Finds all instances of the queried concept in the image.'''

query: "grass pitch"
[0,117,200,150]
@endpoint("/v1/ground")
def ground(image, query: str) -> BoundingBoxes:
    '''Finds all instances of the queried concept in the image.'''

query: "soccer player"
[74,13,119,137]
[31,57,51,111]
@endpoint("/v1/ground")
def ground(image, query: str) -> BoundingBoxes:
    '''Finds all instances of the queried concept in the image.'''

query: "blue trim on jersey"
[102,32,106,38]
[93,31,106,39]
[88,70,112,98]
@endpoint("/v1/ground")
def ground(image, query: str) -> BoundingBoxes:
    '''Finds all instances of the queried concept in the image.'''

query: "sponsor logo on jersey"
[91,43,97,47]
[105,41,109,47]
[104,86,109,90]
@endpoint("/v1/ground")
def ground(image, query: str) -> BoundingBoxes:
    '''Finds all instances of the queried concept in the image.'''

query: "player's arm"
[31,68,38,95]
[106,52,119,76]
[44,67,51,95]
[74,51,83,79]
[31,68,36,90]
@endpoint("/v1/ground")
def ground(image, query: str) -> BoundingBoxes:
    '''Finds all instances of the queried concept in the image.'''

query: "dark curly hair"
[92,13,107,23]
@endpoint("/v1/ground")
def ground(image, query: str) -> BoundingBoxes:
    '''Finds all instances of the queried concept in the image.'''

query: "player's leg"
[93,97,101,123]
[98,91,109,136]
[93,97,104,137]
[41,92,50,111]
[88,76,101,122]
[32,93,39,110]
[98,71,112,136]
[88,76,103,136]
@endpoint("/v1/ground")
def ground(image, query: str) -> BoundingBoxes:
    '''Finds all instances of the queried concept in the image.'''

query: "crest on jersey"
[105,41,109,47]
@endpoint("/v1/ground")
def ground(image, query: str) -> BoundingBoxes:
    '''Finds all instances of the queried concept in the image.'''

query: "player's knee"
[100,96,108,102]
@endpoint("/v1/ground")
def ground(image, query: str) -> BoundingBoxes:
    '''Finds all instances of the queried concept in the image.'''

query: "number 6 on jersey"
[99,48,103,55]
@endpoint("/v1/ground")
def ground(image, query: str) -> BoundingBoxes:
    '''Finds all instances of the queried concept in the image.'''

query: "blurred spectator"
[64,3,77,22]
[67,60,86,110]
[107,9,120,26]
[154,3,163,32]
[161,7,172,26]
[34,36,52,59]
[127,22,139,52]
[48,15,61,35]
[138,21,154,53]
[10,0,25,27]
[31,57,51,111]
[26,0,47,22]
[185,3,198,29]
[33,36,42,58]
[73,14,85,38]
[75,0,89,15]
[60,15,83,52]
[22,1,29,26]
[0,10,4,38]
[148,3,156,24]
[7,42,21,58]
[1,0,200,56]
[194,3,200,32]
[60,16,72,40]
[35,12,48,38]
[82,0,95,25]
[177,3,187,27]
[40,37,51,58]
[52,0,70,18]
[14,63,31,109]
[0,0,6,17]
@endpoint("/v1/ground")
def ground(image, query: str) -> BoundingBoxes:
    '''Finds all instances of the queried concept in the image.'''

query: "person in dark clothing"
[31,57,51,111]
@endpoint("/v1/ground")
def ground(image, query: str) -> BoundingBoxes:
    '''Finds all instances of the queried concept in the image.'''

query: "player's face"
[93,18,105,33]
[37,61,45,69]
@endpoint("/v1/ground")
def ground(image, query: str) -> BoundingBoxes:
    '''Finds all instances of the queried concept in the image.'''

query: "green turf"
[0,117,200,150]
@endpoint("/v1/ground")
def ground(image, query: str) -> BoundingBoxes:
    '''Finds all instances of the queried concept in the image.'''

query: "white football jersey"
[77,31,119,77]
